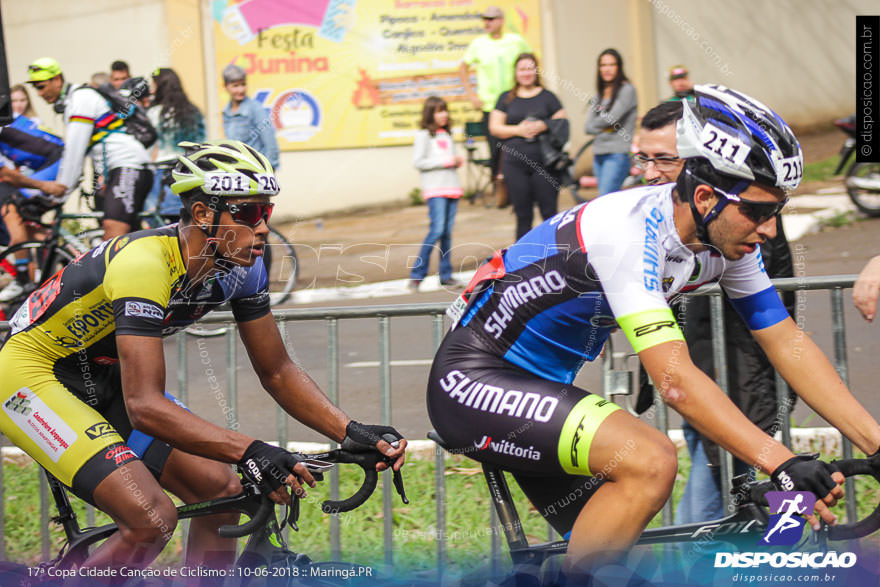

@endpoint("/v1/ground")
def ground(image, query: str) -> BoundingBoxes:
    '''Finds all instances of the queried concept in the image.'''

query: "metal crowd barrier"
[0,274,862,573]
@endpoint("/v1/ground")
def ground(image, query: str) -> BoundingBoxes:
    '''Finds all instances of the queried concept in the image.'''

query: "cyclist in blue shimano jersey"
[427,85,880,576]
[0,114,65,300]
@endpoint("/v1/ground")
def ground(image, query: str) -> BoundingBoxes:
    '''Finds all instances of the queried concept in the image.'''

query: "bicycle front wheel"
[264,225,299,306]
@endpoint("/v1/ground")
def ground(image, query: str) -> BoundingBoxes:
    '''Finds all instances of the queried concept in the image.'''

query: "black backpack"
[86,78,158,149]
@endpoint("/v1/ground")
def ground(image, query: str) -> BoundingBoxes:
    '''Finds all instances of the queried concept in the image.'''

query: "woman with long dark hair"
[489,53,567,239]
[584,48,638,196]
[146,67,206,219]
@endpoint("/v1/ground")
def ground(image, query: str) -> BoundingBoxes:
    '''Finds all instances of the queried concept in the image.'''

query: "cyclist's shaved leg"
[86,460,178,569]
[102,218,132,240]
[564,409,677,573]
[159,448,241,567]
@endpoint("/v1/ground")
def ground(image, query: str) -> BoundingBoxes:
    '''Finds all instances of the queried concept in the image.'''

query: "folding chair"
[463,121,495,207]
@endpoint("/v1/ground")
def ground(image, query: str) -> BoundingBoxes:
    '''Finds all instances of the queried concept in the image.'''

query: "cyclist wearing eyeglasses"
[427,85,880,575]
[26,57,153,241]
[0,140,407,570]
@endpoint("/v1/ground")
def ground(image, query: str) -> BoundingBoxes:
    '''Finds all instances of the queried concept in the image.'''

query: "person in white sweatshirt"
[409,96,464,291]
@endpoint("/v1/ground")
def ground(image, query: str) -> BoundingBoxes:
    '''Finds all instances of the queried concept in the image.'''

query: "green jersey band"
[617,308,684,354]
[558,395,621,476]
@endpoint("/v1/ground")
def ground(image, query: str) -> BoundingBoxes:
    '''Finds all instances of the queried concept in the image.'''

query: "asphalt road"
[165,215,880,444]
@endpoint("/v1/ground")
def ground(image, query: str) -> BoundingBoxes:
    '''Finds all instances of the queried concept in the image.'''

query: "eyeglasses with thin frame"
[634,154,682,171]
[220,202,274,227]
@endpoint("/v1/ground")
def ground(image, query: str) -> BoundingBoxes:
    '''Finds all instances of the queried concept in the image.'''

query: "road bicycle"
[0,198,105,320]
[0,445,408,586]
[428,430,880,585]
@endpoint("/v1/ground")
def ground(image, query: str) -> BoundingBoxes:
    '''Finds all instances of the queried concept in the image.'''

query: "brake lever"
[392,468,409,505]
[288,494,300,532]
[380,434,409,505]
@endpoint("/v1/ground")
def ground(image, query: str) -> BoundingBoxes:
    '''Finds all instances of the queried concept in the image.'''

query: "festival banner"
[212,0,542,150]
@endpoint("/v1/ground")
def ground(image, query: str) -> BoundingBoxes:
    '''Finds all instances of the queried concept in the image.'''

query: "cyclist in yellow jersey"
[0,140,407,570]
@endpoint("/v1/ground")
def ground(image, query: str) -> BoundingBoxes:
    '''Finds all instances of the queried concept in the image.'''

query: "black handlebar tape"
[828,458,880,541]
[218,496,273,538]
[322,468,378,514]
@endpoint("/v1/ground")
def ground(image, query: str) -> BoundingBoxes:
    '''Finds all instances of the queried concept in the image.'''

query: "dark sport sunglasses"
[732,196,789,224]
[220,202,274,227]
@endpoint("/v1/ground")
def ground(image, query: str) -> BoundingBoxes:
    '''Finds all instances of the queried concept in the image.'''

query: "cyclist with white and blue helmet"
[0,139,407,571]
[427,85,880,577]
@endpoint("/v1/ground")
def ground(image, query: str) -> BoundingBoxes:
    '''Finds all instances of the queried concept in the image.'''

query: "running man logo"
[761,491,816,545]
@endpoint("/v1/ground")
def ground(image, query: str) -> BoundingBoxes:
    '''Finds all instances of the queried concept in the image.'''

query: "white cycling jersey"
[457,182,788,382]
[55,84,149,193]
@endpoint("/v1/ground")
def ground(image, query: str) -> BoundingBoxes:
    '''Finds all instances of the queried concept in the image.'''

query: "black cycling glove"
[771,453,839,497]
[238,440,305,494]
[341,420,403,453]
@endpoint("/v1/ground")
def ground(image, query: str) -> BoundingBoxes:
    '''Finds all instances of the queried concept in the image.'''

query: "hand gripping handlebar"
[218,444,407,537]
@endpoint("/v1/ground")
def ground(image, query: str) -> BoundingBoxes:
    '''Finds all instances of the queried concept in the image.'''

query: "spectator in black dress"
[489,53,567,239]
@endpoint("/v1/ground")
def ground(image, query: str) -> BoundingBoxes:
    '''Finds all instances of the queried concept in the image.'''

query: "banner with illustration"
[212,0,542,150]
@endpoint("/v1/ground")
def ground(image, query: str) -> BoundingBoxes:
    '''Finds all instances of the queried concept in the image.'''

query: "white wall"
[648,0,870,127]
[4,0,168,134]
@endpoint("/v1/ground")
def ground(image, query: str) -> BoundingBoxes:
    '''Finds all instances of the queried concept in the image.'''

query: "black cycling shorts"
[427,326,622,534]
[97,166,153,226]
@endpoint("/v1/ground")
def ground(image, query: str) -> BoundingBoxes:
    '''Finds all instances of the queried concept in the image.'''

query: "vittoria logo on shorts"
[438,370,558,422]
[4,391,32,415]
[85,422,116,440]
[474,435,541,461]
[105,445,136,465]
[474,436,492,450]
[124,301,164,321]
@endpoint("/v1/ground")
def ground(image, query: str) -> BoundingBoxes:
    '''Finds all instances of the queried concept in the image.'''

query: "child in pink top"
[409,96,464,291]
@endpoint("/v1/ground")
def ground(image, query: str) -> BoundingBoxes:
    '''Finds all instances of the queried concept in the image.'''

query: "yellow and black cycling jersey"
[6,223,270,369]
[0,224,268,502]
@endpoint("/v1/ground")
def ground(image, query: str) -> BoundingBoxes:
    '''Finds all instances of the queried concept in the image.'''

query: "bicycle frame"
[38,446,406,572]
[429,430,880,575]
[43,470,277,571]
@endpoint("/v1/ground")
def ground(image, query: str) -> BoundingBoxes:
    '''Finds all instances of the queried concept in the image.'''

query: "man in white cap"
[459,6,530,178]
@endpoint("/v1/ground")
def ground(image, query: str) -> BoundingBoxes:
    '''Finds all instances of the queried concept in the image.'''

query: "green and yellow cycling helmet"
[27,57,63,83]
[171,139,280,197]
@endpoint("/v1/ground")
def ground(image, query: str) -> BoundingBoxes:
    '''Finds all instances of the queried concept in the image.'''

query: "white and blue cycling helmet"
[675,84,803,243]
